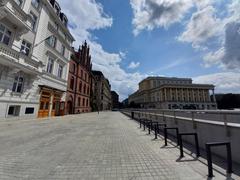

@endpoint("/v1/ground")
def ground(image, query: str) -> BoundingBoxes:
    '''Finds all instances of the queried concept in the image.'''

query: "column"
[181,88,184,102]
[197,89,200,102]
[176,88,178,101]
[170,88,172,101]
[202,89,206,102]
[212,89,216,102]
[192,89,195,102]
[164,88,167,102]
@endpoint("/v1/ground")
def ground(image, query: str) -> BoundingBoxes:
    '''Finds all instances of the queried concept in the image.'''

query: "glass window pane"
[19,77,24,82]
[17,84,22,92]
[0,32,3,42]
[6,30,11,36]
[0,25,4,32]
[12,82,17,91]
[3,36,10,45]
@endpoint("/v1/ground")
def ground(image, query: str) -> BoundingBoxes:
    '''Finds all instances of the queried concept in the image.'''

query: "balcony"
[0,42,42,75]
[0,0,31,36]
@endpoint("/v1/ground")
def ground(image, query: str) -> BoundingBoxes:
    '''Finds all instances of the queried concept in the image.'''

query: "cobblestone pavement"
[0,112,239,180]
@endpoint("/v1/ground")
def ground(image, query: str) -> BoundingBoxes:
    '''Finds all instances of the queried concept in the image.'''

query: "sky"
[58,0,240,101]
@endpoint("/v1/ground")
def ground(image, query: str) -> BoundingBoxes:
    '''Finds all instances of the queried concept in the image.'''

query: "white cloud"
[203,47,225,68]
[128,61,140,69]
[178,6,222,49]
[130,0,193,35]
[58,0,145,100]
[193,72,240,94]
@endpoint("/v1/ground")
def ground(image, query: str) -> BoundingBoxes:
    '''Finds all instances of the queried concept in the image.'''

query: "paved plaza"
[0,112,239,180]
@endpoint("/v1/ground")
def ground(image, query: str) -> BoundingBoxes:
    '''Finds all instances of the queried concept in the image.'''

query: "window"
[54,22,58,30]
[31,0,39,9]
[46,57,54,73]
[29,12,37,31]
[78,97,81,106]
[54,2,61,15]
[0,24,12,45]
[8,106,20,116]
[12,74,24,93]
[25,107,34,114]
[72,63,76,74]
[86,99,88,107]
[14,0,23,6]
[61,44,65,56]
[70,77,74,90]
[46,35,57,48]
[83,98,85,106]
[83,84,86,94]
[81,70,83,78]
[57,64,63,78]
[79,82,82,92]
[87,87,90,95]
[20,40,31,56]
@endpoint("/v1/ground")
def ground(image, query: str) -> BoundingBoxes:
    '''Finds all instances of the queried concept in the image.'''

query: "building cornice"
[42,0,75,41]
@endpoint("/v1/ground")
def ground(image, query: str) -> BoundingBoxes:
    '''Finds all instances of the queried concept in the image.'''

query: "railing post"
[206,144,213,177]
[154,123,158,139]
[226,143,233,174]
[224,114,231,137]
[195,133,200,157]
[179,135,184,157]
[192,111,197,129]
[164,128,168,146]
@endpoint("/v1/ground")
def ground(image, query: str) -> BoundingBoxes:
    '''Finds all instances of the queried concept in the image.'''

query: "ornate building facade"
[0,0,74,119]
[129,77,217,110]
[65,41,92,114]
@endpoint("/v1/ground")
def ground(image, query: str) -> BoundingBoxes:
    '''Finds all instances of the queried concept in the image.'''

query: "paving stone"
[0,112,239,179]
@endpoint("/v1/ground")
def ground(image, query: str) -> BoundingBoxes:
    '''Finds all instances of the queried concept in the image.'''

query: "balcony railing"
[0,0,30,35]
[0,42,20,60]
[0,42,42,74]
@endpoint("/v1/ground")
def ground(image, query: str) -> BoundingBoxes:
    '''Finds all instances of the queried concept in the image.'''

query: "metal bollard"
[205,142,233,177]
[164,127,179,146]
[179,132,200,158]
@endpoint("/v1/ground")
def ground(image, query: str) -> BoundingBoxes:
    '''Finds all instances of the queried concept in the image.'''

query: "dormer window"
[14,0,23,7]
[60,13,68,27]
[32,0,40,9]
[63,17,68,27]
[54,2,61,16]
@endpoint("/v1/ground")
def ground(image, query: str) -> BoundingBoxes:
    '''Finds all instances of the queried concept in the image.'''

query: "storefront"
[38,85,65,118]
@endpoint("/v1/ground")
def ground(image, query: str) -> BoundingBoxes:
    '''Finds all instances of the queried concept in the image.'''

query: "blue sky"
[59,0,240,100]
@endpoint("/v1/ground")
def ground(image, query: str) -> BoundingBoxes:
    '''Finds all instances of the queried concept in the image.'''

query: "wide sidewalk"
[0,112,239,180]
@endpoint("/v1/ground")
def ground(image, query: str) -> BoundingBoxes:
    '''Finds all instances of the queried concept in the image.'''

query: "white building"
[0,0,74,119]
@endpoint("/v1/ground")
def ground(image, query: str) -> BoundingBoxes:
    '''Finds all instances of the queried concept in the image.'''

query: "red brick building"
[65,41,92,114]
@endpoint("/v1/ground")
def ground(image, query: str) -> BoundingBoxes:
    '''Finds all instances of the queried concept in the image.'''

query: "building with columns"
[129,77,217,110]
[0,0,74,119]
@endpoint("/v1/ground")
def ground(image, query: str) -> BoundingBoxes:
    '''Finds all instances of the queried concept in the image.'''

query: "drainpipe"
[73,62,78,114]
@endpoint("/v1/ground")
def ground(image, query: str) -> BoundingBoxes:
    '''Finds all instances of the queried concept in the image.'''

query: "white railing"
[0,42,20,60]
